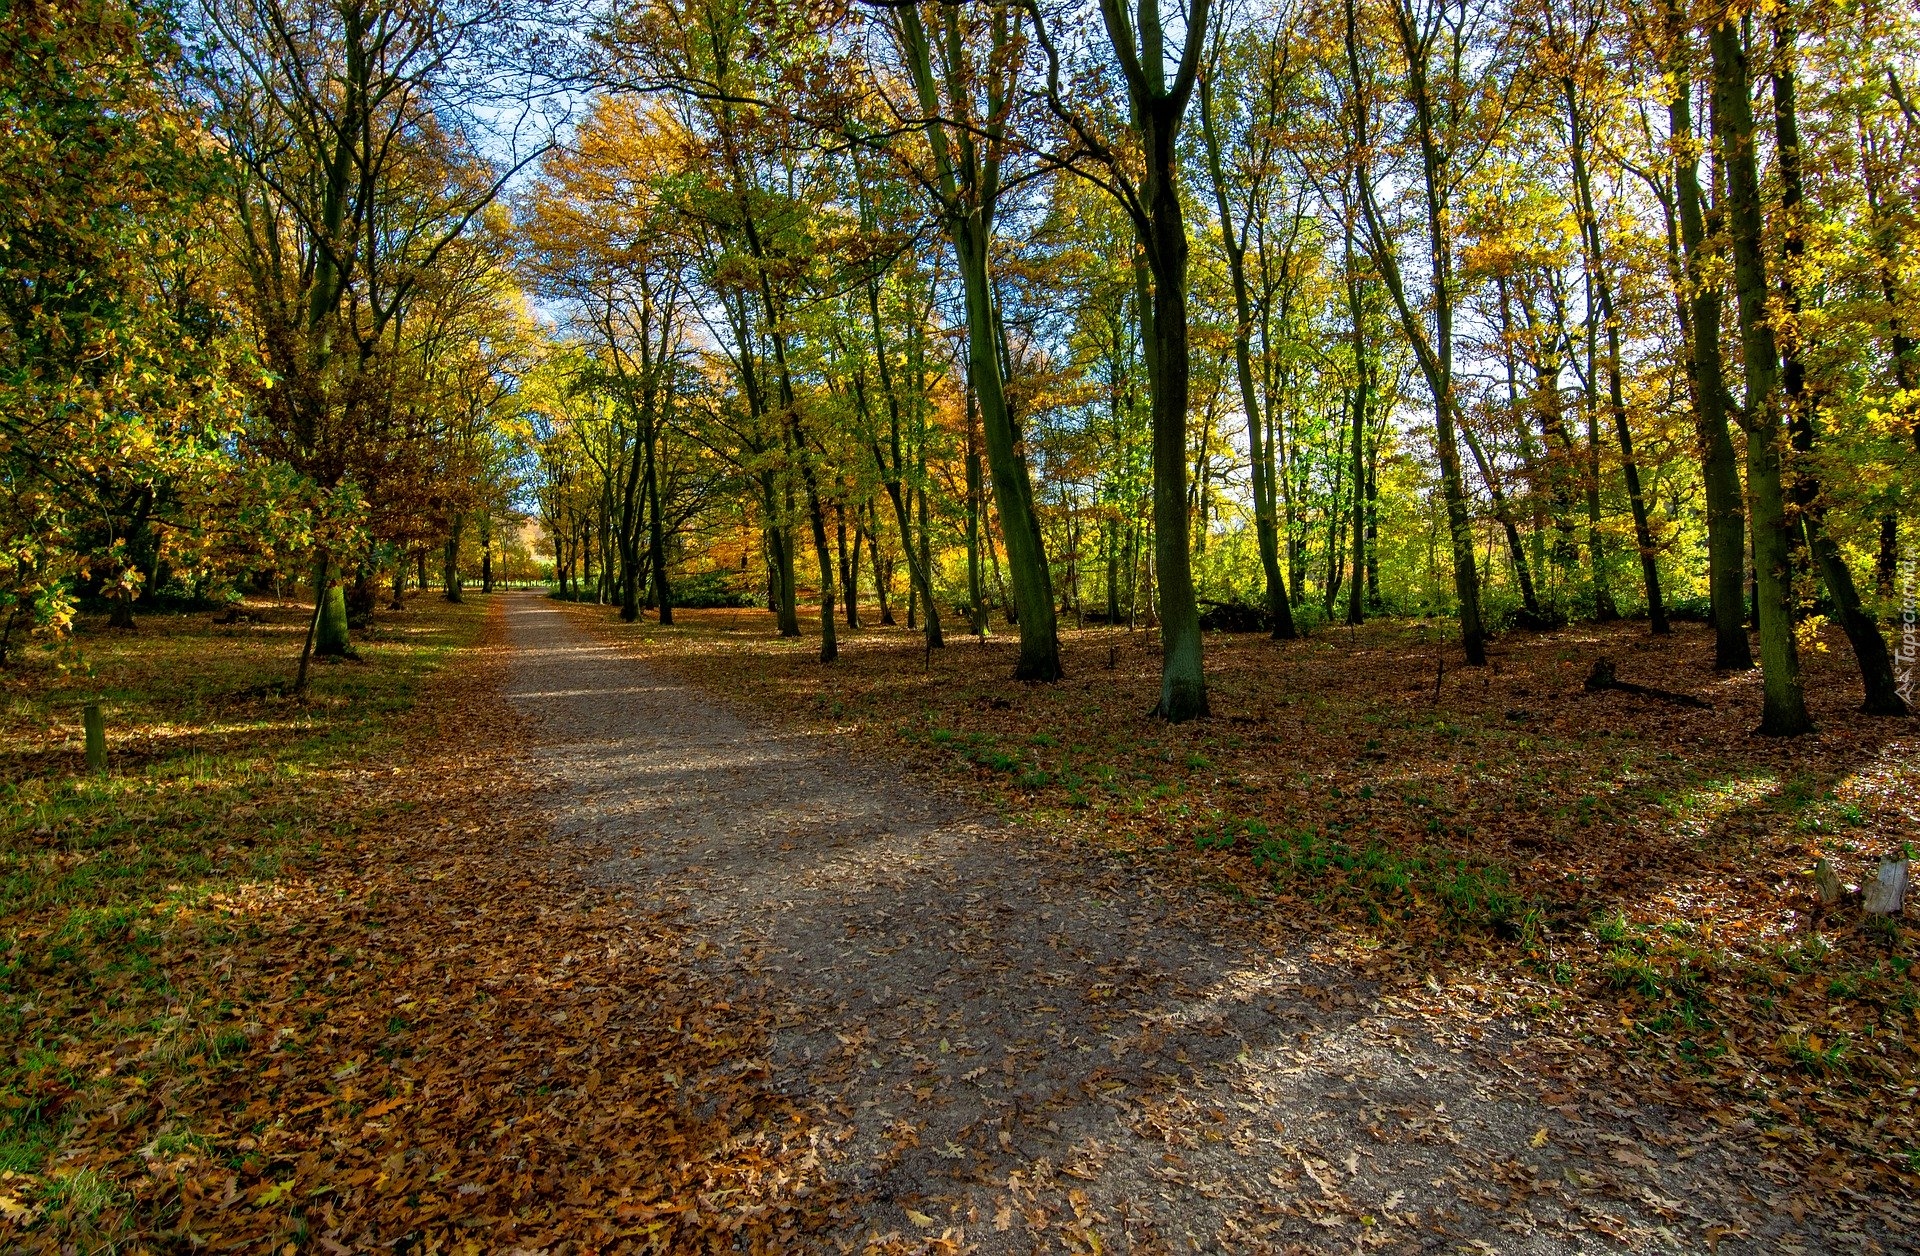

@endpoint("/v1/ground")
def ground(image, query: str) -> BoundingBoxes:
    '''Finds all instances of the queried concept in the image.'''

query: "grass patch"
[1192,817,1520,931]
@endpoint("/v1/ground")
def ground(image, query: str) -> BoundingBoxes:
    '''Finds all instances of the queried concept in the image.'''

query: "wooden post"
[83,703,106,773]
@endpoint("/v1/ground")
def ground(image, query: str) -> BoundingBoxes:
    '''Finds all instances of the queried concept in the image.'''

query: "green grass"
[1191,816,1520,931]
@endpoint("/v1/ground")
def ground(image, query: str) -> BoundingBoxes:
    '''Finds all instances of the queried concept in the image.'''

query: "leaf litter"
[563,601,1918,1252]
[5,594,1914,1252]
[2,599,841,1251]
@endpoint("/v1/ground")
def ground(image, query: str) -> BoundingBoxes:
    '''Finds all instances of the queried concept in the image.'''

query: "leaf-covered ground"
[0,599,841,1250]
[4,594,1914,1251]
[575,603,1920,1226]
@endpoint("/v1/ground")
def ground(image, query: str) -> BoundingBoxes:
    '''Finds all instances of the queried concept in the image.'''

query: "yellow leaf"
[905,1208,937,1227]
[254,1179,295,1207]
[1531,1127,1550,1148]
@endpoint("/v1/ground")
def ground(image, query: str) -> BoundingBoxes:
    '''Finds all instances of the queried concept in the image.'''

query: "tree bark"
[866,498,894,625]
[1199,75,1296,639]
[646,406,672,625]
[965,383,987,635]
[1091,0,1213,716]
[1346,243,1367,627]
[442,517,463,604]
[894,3,1055,676]
[1712,17,1812,735]
[1564,72,1666,632]
[1350,0,1485,662]
[294,551,328,695]
[860,277,943,648]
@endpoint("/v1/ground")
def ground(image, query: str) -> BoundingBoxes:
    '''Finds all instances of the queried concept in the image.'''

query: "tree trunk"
[894,3,1054,677]
[1858,69,1919,447]
[867,498,894,626]
[647,423,672,625]
[1666,9,1752,668]
[1581,343,1617,621]
[966,385,986,636]
[442,519,463,604]
[837,503,860,628]
[1878,516,1898,597]
[1351,0,1485,663]
[916,470,935,637]
[1712,17,1812,735]
[782,407,836,662]
[1106,520,1121,625]
[766,491,800,637]
[1565,72,1666,631]
[1347,301,1367,627]
[1459,419,1541,623]
[1135,98,1208,717]
[294,551,329,695]
[316,578,350,657]
[859,281,942,647]
[1365,457,1379,607]
[955,239,1051,672]
[1199,77,1295,639]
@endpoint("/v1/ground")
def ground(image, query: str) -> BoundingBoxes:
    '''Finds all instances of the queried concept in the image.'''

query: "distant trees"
[193,0,540,683]
[1,0,548,679]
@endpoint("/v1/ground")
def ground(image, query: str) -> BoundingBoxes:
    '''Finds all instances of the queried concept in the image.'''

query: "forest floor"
[546,595,1920,1253]
[2,592,1913,1252]
[1,597,842,1251]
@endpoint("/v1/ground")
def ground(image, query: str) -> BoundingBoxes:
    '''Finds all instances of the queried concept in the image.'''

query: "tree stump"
[1583,658,1711,708]
[1864,858,1910,916]
[1814,858,1843,907]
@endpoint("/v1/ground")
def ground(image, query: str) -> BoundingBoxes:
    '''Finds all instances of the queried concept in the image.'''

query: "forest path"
[499,594,1796,1254]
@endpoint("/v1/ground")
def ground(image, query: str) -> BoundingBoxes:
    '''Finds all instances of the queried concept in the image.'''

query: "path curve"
[499,594,1799,1254]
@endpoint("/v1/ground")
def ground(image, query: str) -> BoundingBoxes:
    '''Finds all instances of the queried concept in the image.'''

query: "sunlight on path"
[500,594,1794,1254]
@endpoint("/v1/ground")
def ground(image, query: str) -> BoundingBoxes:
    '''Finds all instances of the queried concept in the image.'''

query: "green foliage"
[0,0,238,652]
[670,570,759,609]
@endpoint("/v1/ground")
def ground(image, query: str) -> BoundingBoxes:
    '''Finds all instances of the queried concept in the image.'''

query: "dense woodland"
[3,0,1917,711]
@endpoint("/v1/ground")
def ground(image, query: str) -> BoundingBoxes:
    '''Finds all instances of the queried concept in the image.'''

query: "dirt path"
[499,594,1816,1254]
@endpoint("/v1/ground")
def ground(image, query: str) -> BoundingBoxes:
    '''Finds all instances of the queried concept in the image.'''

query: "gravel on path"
[500,593,1837,1254]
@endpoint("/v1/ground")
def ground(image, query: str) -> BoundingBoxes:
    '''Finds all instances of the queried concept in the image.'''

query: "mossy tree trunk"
[1711,17,1812,735]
